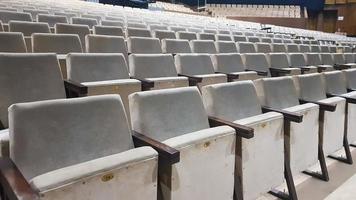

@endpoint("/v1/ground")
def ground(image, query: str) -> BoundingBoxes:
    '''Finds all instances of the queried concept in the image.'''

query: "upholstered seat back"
[0,32,27,52]
[71,17,97,29]
[149,25,167,31]
[176,31,197,41]
[310,45,321,53]
[244,53,270,74]
[215,41,237,53]
[215,34,232,41]
[127,37,162,54]
[93,25,124,36]
[262,77,300,109]
[198,33,215,41]
[323,71,347,95]
[333,53,345,65]
[161,39,191,54]
[256,43,272,53]
[126,28,152,38]
[130,87,210,141]
[129,54,178,79]
[37,14,67,27]
[9,95,133,181]
[85,35,128,61]
[286,44,299,53]
[191,40,217,54]
[306,53,322,66]
[202,81,262,121]
[344,53,355,63]
[237,42,256,53]
[175,53,215,75]
[320,53,334,65]
[299,44,311,53]
[297,73,327,101]
[269,53,290,69]
[9,21,50,36]
[272,44,287,53]
[67,53,129,82]
[55,23,90,50]
[153,30,176,40]
[0,11,32,23]
[0,53,66,128]
[211,53,245,73]
[289,53,307,67]
[32,33,83,54]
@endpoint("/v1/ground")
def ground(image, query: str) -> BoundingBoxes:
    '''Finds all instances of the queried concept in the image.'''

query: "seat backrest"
[289,53,307,67]
[0,53,66,128]
[215,34,232,41]
[85,34,127,61]
[71,17,97,29]
[256,42,272,53]
[202,81,262,121]
[198,33,215,41]
[344,53,355,63]
[310,45,320,53]
[344,69,356,89]
[262,77,300,109]
[283,39,293,44]
[297,73,327,101]
[211,53,245,73]
[176,31,197,41]
[127,22,147,29]
[54,12,78,21]
[261,37,272,43]
[130,87,209,141]
[0,32,27,52]
[129,54,178,79]
[37,14,67,27]
[273,38,283,43]
[175,53,215,75]
[23,9,49,20]
[161,39,191,54]
[101,20,124,27]
[149,24,168,31]
[32,33,83,54]
[244,53,270,74]
[320,53,334,65]
[126,27,152,38]
[0,11,32,23]
[233,35,247,42]
[190,40,217,54]
[269,53,290,69]
[247,36,260,43]
[329,46,337,53]
[306,53,322,66]
[272,44,287,52]
[10,95,132,181]
[9,21,50,36]
[127,37,162,54]
[287,44,299,53]
[93,25,124,36]
[215,41,237,53]
[320,45,329,53]
[169,26,186,32]
[333,53,345,64]
[153,30,176,40]
[237,42,256,53]
[323,71,347,95]
[55,23,90,50]
[67,53,129,83]
[81,14,102,23]
[299,44,310,53]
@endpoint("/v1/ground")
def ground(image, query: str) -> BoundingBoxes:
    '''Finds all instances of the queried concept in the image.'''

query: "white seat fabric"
[190,40,217,54]
[37,14,67,27]
[55,23,90,50]
[0,32,27,52]
[93,25,124,36]
[127,37,162,54]
[85,35,128,62]
[237,42,256,53]
[153,30,176,40]
[126,28,152,38]
[176,31,197,41]
[161,39,192,54]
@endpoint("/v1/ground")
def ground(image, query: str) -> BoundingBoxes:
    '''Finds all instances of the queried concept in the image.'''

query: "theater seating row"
[0,52,355,199]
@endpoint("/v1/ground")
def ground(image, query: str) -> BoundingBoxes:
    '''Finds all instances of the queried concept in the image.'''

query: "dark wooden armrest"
[317,66,329,72]
[63,80,88,98]
[178,74,203,86]
[216,72,239,82]
[132,131,180,165]
[347,88,356,92]
[245,69,268,76]
[261,106,302,123]
[0,120,4,130]
[299,99,336,112]
[300,67,311,74]
[269,68,291,77]
[334,64,351,70]
[327,93,356,104]
[0,158,39,200]
[208,116,254,139]
[131,77,154,91]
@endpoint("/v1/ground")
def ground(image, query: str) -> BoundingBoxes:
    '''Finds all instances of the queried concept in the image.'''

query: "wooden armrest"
[327,93,356,104]
[132,131,180,165]
[0,158,39,200]
[299,99,336,112]
[0,120,4,130]
[63,80,88,98]
[208,116,254,139]
[178,74,203,86]
[347,88,356,92]
[131,77,154,91]
[216,72,239,82]
[261,106,303,123]
[334,64,351,70]
[245,69,268,76]
[300,67,311,74]
[269,68,291,77]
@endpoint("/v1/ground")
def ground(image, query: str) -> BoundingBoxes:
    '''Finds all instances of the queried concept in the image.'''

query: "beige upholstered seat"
[126,27,152,38]
[237,42,256,53]
[161,39,192,54]
[176,31,197,41]
[71,17,98,29]
[215,41,237,53]
[269,53,301,75]
[93,25,124,36]
[127,37,162,54]
[55,23,90,50]
[85,35,128,62]
[190,40,217,54]
[37,14,67,27]
[0,32,27,52]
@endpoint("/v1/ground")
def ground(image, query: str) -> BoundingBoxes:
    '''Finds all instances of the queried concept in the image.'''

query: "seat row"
[0,53,355,199]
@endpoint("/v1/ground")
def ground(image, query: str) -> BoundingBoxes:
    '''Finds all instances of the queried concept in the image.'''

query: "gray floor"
[296,147,356,200]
